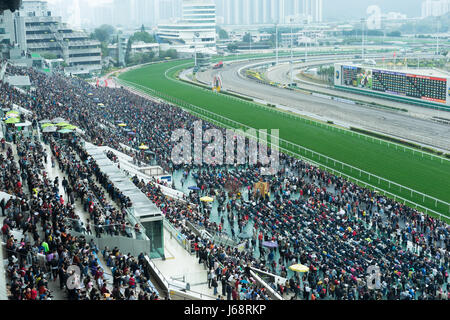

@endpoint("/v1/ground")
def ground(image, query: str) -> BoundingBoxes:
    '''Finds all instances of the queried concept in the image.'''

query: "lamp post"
[194,32,200,69]
[361,18,365,60]
[304,19,308,63]
[275,22,279,65]
[290,17,294,84]
[436,17,440,56]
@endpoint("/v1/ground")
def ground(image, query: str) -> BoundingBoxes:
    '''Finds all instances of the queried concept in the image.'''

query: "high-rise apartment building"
[157,0,216,52]
[216,0,320,25]
[421,0,450,18]
[2,0,101,75]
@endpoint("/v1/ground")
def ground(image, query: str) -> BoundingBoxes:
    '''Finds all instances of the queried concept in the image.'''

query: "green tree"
[367,30,384,36]
[125,38,132,65]
[130,31,155,43]
[93,24,116,43]
[39,52,58,60]
[216,26,228,39]
[387,31,401,37]
[159,49,178,59]
[100,42,109,58]
[227,43,238,52]
[243,33,252,43]
[218,29,228,39]
[143,51,155,62]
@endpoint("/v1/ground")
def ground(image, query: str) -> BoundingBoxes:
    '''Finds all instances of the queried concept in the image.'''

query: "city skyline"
[36,0,427,29]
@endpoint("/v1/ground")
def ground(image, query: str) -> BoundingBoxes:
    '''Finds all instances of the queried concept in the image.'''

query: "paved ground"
[196,59,450,151]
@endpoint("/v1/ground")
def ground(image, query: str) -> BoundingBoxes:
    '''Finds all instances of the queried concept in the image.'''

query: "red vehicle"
[213,61,223,69]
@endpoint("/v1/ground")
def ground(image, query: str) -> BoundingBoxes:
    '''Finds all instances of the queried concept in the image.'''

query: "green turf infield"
[119,58,450,220]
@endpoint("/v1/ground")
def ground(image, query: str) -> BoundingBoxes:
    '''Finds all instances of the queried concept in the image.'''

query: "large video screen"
[342,65,372,89]
[341,65,447,104]
[372,70,447,104]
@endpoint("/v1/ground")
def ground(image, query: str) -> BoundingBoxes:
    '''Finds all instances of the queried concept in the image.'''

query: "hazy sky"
[43,0,424,20]
[323,0,422,20]
[45,0,112,6]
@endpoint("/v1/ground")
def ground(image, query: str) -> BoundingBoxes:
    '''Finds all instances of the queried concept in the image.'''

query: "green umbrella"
[5,117,20,124]
[6,110,19,115]
[56,122,70,127]
[58,129,73,134]
[41,123,55,128]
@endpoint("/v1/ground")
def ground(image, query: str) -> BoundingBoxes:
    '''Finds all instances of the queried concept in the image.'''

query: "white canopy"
[15,120,32,127]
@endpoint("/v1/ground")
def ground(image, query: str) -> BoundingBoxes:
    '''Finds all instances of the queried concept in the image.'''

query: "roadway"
[196,56,450,151]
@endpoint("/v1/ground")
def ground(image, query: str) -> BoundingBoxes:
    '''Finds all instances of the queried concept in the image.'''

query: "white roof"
[4,75,31,87]
[15,121,32,127]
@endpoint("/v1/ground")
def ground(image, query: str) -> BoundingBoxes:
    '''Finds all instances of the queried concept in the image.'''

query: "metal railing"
[115,76,450,220]
[144,255,216,300]
[163,219,193,253]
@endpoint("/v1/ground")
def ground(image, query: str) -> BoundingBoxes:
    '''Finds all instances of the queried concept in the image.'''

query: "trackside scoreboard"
[334,63,450,108]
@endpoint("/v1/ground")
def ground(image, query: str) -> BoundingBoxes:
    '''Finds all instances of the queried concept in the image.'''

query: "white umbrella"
[39,119,52,124]
[42,126,58,133]
[52,117,65,123]
[15,121,32,127]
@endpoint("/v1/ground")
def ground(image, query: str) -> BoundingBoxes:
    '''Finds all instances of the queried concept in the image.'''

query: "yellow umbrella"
[118,123,127,127]
[200,196,214,202]
[5,112,20,118]
[138,145,149,150]
[41,123,55,128]
[289,264,309,273]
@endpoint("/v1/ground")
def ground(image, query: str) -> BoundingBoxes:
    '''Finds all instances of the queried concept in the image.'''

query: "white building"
[0,10,15,58]
[109,41,159,56]
[157,0,216,53]
[217,0,305,25]
[10,0,101,75]
[382,12,408,20]
[303,0,323,23]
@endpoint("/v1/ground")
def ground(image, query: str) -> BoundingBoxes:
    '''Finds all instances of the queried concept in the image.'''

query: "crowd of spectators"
[0,60,448,300]
[0,76,160,299]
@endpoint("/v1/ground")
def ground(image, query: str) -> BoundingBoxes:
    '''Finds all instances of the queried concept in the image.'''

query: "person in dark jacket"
[0,198,5,217]
[226,282,232,300]
[211,277,218,295]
